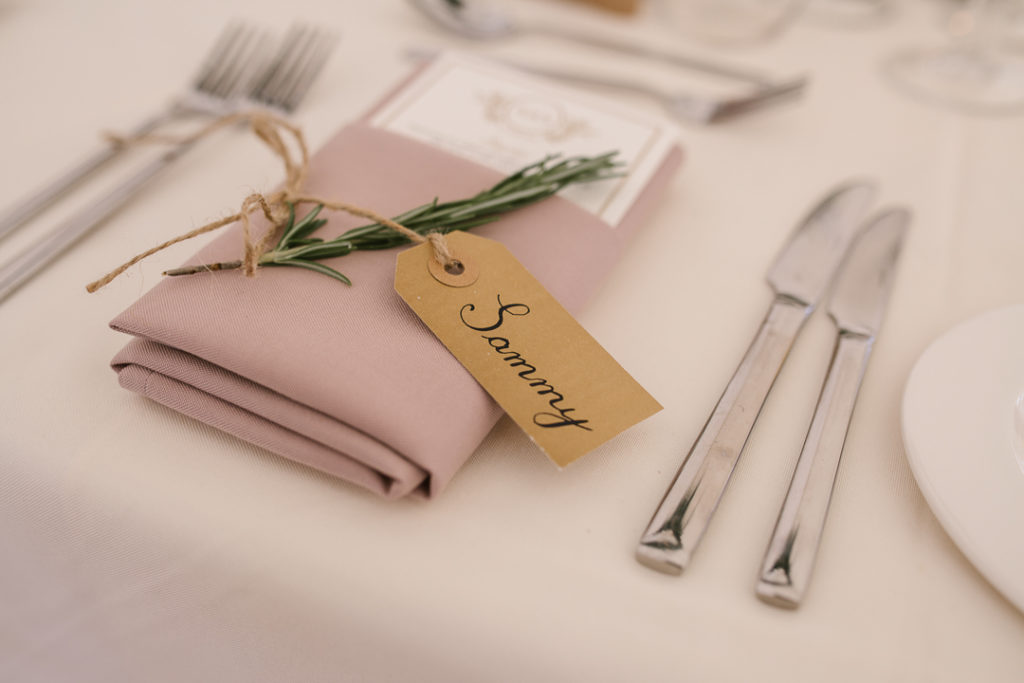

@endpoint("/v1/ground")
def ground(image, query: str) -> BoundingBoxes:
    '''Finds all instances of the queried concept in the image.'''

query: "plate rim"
[901,303,1024,614]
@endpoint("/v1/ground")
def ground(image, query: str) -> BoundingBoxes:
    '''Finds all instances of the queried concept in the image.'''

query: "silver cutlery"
[0,23,266,245]
[407,0,779,86]
[0,25,337,304]
[636,181,878,575]
[247,25,337,112]
[404,48,806,124]
[756,208,908,608]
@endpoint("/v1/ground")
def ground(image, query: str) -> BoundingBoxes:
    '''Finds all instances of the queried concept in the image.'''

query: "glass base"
[885,45,1024,114]
[804,0,890,29]
[660,0,806,46]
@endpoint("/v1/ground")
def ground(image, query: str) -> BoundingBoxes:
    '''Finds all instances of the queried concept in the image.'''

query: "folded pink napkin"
[110,66,682,498]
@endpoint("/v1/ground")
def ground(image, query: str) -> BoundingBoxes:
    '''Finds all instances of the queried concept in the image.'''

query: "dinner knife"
[636,181,877,575]
[756,207,909,608]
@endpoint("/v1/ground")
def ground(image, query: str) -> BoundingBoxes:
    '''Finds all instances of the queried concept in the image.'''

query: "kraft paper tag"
[395,232,661,467]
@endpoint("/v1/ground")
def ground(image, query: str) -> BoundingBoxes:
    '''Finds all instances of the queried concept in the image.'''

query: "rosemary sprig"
[164,152,622,284]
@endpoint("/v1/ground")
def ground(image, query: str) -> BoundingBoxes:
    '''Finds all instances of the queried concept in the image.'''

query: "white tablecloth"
[2,1,1023,681]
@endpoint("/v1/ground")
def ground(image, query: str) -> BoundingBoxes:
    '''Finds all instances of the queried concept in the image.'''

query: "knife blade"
[756,208,909,608]
[636,181,877,575]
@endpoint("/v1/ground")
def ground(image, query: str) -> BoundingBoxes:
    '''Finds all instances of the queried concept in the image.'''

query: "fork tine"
[211,26,265,99]
[250,25,336,111]
[193,23,245,95]
[258,26,311,108]
[276,31,337,111]
[204,25,265,100]
[248,25,303,106]
[269,26,319,103]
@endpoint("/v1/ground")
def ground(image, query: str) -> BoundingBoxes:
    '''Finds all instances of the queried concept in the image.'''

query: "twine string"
[86,110,452,293]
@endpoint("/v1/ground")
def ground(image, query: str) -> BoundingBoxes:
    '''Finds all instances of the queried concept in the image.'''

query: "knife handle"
[637,297,811,574]
[756,331,873,608]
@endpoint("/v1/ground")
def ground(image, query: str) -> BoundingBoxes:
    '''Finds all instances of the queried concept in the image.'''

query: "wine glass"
[657,0,808,45]
[884,0,1024,113]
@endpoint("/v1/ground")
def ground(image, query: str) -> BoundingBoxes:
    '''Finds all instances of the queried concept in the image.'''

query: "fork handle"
[708,77,808,123]
[0,141,193,303]
[0,110,173,244]
[636,297,811,574]
[756,331,873,608]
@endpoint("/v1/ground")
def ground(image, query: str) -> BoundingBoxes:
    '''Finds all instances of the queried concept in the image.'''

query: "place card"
[372,52,677,228]
[396,232,662,467]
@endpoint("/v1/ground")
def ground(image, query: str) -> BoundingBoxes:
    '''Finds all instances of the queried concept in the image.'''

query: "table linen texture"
[5,2,1024,681]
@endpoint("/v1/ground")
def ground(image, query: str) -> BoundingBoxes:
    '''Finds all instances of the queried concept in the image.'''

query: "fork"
[0,25,337,303]
[0,23,265,244]
[512,64,807,124]
[404,48,807,124]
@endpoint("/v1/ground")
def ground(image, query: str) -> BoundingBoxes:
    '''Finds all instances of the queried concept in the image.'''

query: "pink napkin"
[110,70,682,498]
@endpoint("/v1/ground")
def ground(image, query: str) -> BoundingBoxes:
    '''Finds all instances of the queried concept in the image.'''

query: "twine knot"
[87,110,454,293]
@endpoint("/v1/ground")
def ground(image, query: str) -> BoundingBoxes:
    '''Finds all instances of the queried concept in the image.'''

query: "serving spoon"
[408,0,782,86]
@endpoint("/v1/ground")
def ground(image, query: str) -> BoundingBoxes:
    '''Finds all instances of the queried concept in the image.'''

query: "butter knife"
[756,207,909,608]
[636,181,877,575]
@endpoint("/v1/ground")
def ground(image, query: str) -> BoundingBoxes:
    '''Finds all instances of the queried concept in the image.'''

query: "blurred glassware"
[802,0,891,29]
[657,0,808,45]
[884,0,1024,113]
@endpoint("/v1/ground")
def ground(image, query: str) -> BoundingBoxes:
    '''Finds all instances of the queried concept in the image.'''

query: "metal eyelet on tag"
[428,249,479,288]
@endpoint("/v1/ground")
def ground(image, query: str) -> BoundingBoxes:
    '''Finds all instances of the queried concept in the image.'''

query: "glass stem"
[954,0,992,53]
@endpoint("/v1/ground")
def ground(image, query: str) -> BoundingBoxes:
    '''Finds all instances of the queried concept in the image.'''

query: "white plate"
[902,305,1024,613]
